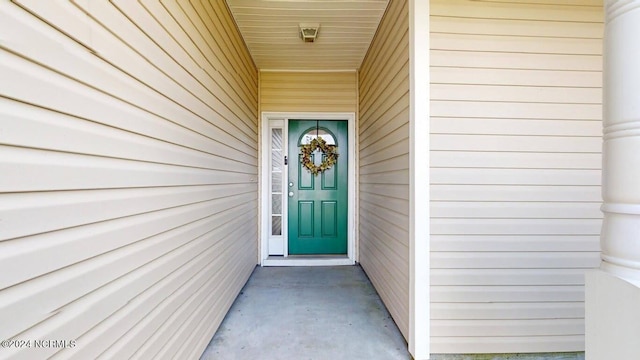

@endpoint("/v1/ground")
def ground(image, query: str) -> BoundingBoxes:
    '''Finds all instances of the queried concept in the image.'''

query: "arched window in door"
[299,127,337,146]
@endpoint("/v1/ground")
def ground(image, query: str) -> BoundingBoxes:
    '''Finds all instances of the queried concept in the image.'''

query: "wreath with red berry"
[300,137,338,175]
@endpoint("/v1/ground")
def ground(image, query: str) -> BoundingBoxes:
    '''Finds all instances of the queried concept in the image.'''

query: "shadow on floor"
[200,265,411,360]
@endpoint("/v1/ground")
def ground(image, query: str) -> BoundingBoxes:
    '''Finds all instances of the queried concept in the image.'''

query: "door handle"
[288,191,294,197]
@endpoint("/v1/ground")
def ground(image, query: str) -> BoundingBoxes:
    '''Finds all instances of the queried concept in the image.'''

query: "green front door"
[288,120,348,255]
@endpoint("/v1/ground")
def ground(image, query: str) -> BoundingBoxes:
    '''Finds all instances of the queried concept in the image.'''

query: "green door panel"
[288,120,348,255]
[298,201,314,237]
[321,201,337,237]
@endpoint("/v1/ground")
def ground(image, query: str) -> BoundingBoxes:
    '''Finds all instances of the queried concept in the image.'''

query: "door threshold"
[262,255,355,267]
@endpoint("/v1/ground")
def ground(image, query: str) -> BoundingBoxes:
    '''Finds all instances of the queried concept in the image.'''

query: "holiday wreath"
[300,137,338,175]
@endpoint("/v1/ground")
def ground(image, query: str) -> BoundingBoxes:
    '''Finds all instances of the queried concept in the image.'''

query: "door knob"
[288,191,294,197]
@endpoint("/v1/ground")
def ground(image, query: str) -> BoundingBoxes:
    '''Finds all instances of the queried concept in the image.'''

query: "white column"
[586,2,640,359]
[409,0,430,359]
[600,0,640,284]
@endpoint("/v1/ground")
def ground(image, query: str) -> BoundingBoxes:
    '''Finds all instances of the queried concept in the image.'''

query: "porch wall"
[0,1,258,359]
[260,71,357,113]
[430,0,603,354]
[358,0,411,339]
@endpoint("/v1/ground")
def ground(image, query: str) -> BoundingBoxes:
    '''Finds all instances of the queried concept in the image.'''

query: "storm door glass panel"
[271,128,283,236]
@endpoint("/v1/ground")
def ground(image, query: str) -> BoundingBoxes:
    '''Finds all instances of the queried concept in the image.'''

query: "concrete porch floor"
[200,265,411,360]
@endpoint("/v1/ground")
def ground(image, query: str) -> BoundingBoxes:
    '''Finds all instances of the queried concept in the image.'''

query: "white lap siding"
[260,71,357,113]
[430,0,603,354]
[0,1,258,359]
[358,0,411,339]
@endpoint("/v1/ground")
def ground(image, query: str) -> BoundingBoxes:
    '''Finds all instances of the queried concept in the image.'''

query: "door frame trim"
[260,112,356,266]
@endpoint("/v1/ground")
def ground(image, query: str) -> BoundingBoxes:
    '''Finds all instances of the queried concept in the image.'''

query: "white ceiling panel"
[225,0,390,70]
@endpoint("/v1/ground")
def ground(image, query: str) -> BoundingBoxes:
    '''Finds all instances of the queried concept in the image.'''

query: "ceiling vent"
[299,23,320,43]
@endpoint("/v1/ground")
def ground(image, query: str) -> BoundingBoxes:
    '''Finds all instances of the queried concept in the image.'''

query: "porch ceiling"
[224,0,390,71]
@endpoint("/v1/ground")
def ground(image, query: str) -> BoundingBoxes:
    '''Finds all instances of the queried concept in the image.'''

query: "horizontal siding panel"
[360,170,410,185]
[430,117,602,136]
[431,151,601,169]
[360,154,409,175]
[360,183,409,201]
[132,237,256,360]
[431,285,586,303]
[431,202,603,219]
[0,51,255,163]
[432,302,585,320]
[260,71,356,84]
[431,50,602,71]
[481,0,600,5]
[194,0,258,92]
[431,16,603,38]
[431,218,602,235]
[432,269,587,287]
[358,0,410,340]
[0,1,258,359]
[360,208,410,252]
[81,232,255,360]
[432,33,601,55]
[431,84,602,104]
[260,82,356,91]
[261,104,351,113]
[431,0,603,22]
[188,13,256,109]
[361,72,409,125]
[358,0,406,89]
[0,185,254,242]
[431,168,600,186]
[143,249,253,358]
[92,0,257,136]
[432,185,601,202]
[257,60,360,69]
[0,204,255,342]
[261,89,356,101]
[250,46,365,54]
[260,71,357,112]
[360,47,409,112]
[130,0,255,120]
[431,67,601,88]
[0,200,251,292]
[431,134,601,152]
[359,237,409,295]
[17,222,256,360]
[360,111,410,152]
[360,246,409,334]
[430,1,602,352]
[431,101,601,120]
[0,191,253,258]
[432,319,584,337]
[431,251,600,269]
[0,101,256,173]
[360,138,410,166]
[359,29,409,113]
[360,194,409,217]
[8,1,257,149]
[431,335,584,354]
[134,0,257,118]
[0,146,254,192]
[431,235,600,252]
